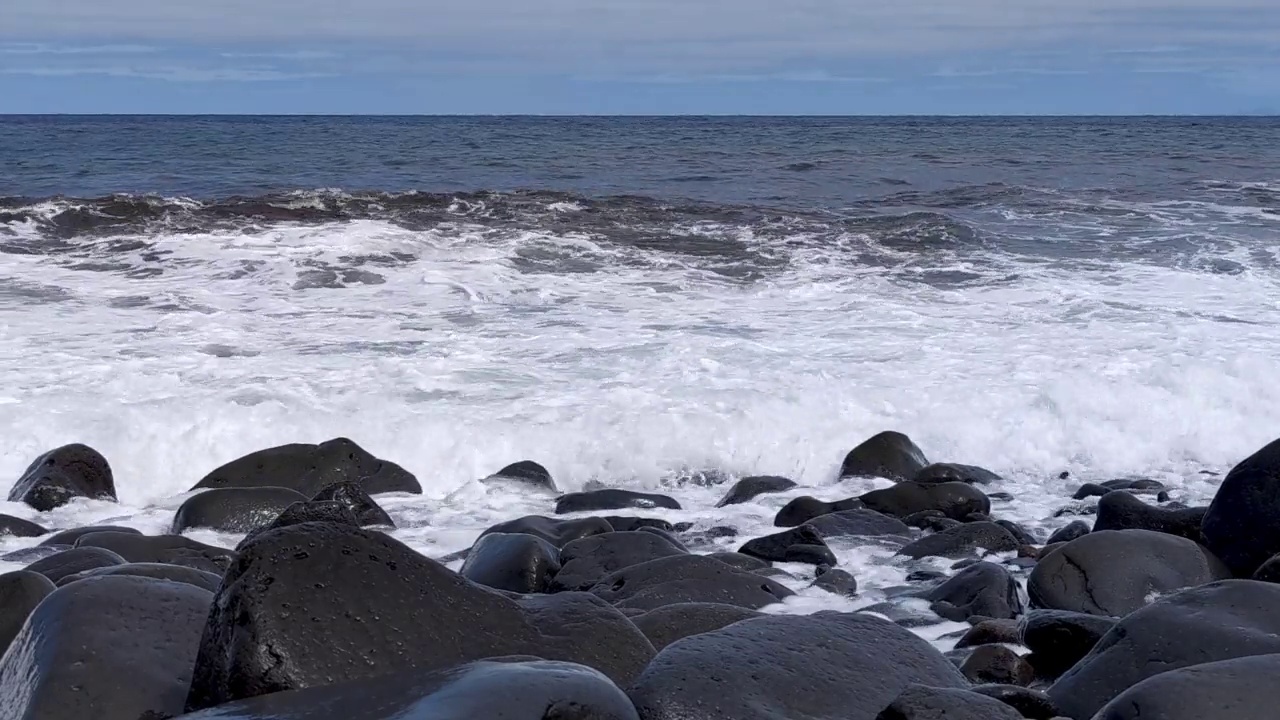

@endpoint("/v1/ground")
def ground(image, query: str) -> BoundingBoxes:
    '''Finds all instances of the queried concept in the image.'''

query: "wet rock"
[76,530,237,575]
[715,475,797,507]
[604,516,675,533]
[785,543,838,565]
[774,495,863,527]
[1045,520,1090,545]
[1047,580,1280,720]
[898,522,1020,559]
[913,562,1023,622]
[904,510,959,531]
[185,522,655,710]
[960,645,1034,686]
[0,570,55,657]
[707,551,770,572]
[1093,653,1280,720]
[912,463,1001,485]
[1093,490,1206,542]
[812,566,859,597]
[311,481,395,527]
[754,566,797,581]
[480,460,557,492]
[971,685,1062,720]
[0,575,212,720]
[805,508,912,538]
[7,443,116,511]
[988,491,1015,502]
[175,659,639,720]
[555,489,681,514]
[587,554,792,611]
[631,602,762,651]
[1073,478,1165,500]
[56,562,222,592]
[637,524,688,548]
[996,520,1038,545]
[26,546,127,583]
[629,612,967,720]
[1251,553,1280,583]
[551,531,687,592]
[172,486,309,534]
[460,532,562,593]
[191,437,421,497]
[839,431,930,481]
[955,618,1021,648]
[39,524,141,546]
[860,482,990,521]
[0,513,47,537]
[738,525,836,565]
[1052,502,1098,518]
[1202,438,1280,577]
[480,514,613,548]
[1028,529,1230,617]
[1,546,66,563]
[877,684,1024,720]
[1020,609,1118,679]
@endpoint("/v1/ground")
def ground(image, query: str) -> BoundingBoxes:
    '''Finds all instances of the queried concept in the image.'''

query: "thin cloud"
[0,65,333,82]
[0,42,157,55]
[219,50,340,60]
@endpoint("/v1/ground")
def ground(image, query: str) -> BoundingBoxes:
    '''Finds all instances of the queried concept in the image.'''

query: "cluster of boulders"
[2,430,1280,719]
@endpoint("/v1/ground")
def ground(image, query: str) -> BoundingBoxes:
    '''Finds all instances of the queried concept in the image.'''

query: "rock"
[604,516,675,533]
[1252,553,1280,582]
[913,562,1023,622]
[629,612,967,720]
[0,575,212,720]
[0,513,47,537]
[26,546,127,583]
[637,525,687,548]
[39,524,141,546]
[184,522,655,710]
[0,570,55,657]
[813,566,859,597]
[460,532,561,593]
[988,491,1014,502]
[754,566,796,581]
[587,554,792,611]
[707,551,770,572]
[738,525,835,565]
[1028,529,1230,617]
[191,437,421,497]
[172,486,309,534]
[311,481,396,527]
[877,684,1025,720]
[1,546,66,563]
[898,522,1020,559]
[1020,610,1118,679]
[1045,520,1090,545]
[995,520,1037,545]
[555,489,681,514]
[75,531,237,575]
[970,685,1062,720]
[860,482,990,521]
[785,543,838,565]
[904,511,959,531]
[1092,653,1280,720]
[960,645,1034,686]
[55,562,223,592]
[481,460,557,492]
[715,475,797,507]
[1047,580,1280,720]
[176,659,640,720]
[912,463,1001,485]
[805,509,913,538]
[1202,438,1280,577]
[955,618,1021,648]
[839,431,930,481]
[6,443,116,511]
[1073,479,1166,500]
[551,531,687,592]
[1093,491,1207,542]
[236,500,360,549]
[774,495,862,527]
[630,602,762,651]
[480,514,613,548]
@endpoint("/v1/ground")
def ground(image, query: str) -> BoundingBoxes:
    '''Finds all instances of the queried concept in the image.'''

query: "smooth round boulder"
[1093,653,1280,720]
[0,513,47,537]
[555,489,681,514]
[1094,491,1206,542]
[913,561,1023,622]
[954,618,1021,648]
[813,567,859,597]
[996,519,1037,545]
[1,546,66,563]
[911,463,1001,485]
[898,521,1020,559]
[551,531,687,592]
[1028,529,1230,617]
[707,551,769,572]
[602,516,675,533]
[7,443,116,511]
[1201,438,1280,577]
[184,522,656,710]
[39,524,141,546]
[586,553,793,611]
[1073,478,1166,500]
[1020,610,1118,679]
[839,431,930,481]
[460,532,561,593]
[860,482,990,521]
[630,602,762,651]
[0,575,212,720]
[738,525,836,565]
[55,562,223,592]
[877,684,1025,720]
[1047,580,1280,720]
[715,475,797,507]
[480,460,557,492]
[26,546,127,583]
[774,495,863,527]
[310,481,396,527]
[172,486,308,534]
[805,509,912,539]
[970,685,1063,720]
[960,645,1034,686]
[76,531,237,575]
[191,437,421,497]
[175,659,639,720]
[1045,520,1090,545]
[479,514,614,549]
[0,570,55,657]
[628,612,967,720]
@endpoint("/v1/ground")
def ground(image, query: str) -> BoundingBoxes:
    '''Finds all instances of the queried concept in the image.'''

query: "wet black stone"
[913,562,1023,622]
[76,531,237,575]
[0,570,55,657]
[551,531,686,592]
[26,546,127,583]
[0,513,47,537]
[898,522,1020,559]
[839,431,930,481]
[603,516,675,533]
[1,546,66,563]
[912,463,1001,485]
[1201,438,1280,577]
[785,543,838,565]
[1020,609,1118,680]
[555,489,681,514]
[970,685,1063,720]
[172,486,308,534]
[804,509,912,539]
[311,481,395,527]
[877,684,1024,720]
[812,567,858,597]
[481,460,557,492]
[630,602,762,651]
[480,514,613,548]
[39,524,141,546]
[707,552,770,572]
[960,645,1034,686]
[773,495,863,527]
[715,475,797,507]
[191,437,421,497]
[1092,654,1280,720]
[1045,520,1091,545]
[55,562,223,592]
[460,532,562,593]
[7,443,117,511]
[860,482,990,521]
[955,618,1020,648]
[1093,490,1206,543]
[1073,479,1165,500]
[587,554,793,611]
[995,520,1037,545]
[738,525,835,565]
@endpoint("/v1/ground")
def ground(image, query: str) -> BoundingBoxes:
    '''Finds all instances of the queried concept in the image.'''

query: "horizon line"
[1,112,1277,118]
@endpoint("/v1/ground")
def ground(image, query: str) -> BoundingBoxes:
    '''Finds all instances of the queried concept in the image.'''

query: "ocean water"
[1,116,1279,638]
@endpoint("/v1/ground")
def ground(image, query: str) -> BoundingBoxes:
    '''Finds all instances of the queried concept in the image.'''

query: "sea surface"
[2,116,1279,637]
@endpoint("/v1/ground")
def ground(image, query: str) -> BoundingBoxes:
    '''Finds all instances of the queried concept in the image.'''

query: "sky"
[2,0,1279,114]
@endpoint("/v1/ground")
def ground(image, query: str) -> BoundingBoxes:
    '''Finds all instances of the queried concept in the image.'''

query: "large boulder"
[480,460,557,493]
[1045,520,1090,545]
[172,486,308,534]
[913,561,1023,622]
[715,475,797,507]
[55,562,223,592]
[185,522,655,710]
[839,431,929,481]
[459,532,561,593]
[1047,580,1280,720]
[1202,438,1280,577]
[1093,653,1280,720]
[898,521,1020,559]
[0,570,55,657]
[959,645,1034,686]
[1093,491,1206,542]
[555,489,681,514]
[0,575,212,720]
[7,443,116,511]
[911,463,1001,485]
[174,659,638,720]
[630,602,761,651]
[311,481,395,527]
[738,525,837,566]
[603,516,674,533]
[877,684,1024,720]
[39,524,140,546]
[479,514,614,548]
[1020,610,1118,680]
[26,546,127,583]
[586,554,793,611]
[805,509,912,539]
[1073,478,1166,500]
[1028,529,1230,617]
[75,531,237,575]
[860,482,989,521]
[774,496,863,527]
[628,613,967,720]
[551,531,688,592]
[0,513,47,537]
[191,438,421,497]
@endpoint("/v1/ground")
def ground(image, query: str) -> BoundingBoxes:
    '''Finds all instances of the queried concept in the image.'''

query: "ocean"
[1,115,1279,638]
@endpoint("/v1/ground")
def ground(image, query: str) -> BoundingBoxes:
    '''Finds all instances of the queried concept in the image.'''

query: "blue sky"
[2,1,1279,114]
